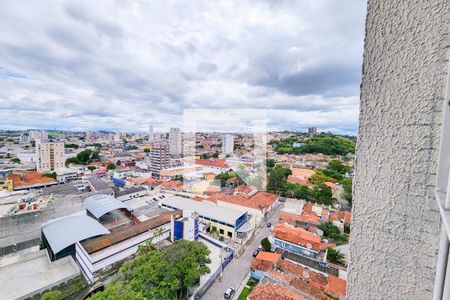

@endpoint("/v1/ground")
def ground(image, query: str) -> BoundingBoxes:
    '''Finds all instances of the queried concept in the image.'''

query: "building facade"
[349,1,449,299]
[169,127,182,155]
[36,141,65,172]
[222,134,234,154]
[150,143,170,178]
[29,130,48,141]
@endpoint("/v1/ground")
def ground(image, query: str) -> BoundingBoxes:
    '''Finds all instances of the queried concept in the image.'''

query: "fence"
[0,237,41,256]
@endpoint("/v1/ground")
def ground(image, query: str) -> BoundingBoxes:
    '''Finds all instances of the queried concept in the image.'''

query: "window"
[219,229,224,235]
[227,231,232,238]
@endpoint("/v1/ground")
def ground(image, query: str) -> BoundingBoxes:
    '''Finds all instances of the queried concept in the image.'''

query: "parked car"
[267,222,272,227]
[224,287,235,299]
[253,249,260,257]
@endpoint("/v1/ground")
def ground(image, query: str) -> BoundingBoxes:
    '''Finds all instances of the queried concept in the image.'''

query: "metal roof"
[81,209,182,254]
[42,215,110,254]
[84,194,130,218]
[160,195,247,226]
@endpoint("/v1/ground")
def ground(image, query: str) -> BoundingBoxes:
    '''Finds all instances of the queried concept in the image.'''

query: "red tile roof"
[248,282,306,300]
[195,158,229,169]
[272,223,323,252]
[206,191,277,211]
[9,172,57,188]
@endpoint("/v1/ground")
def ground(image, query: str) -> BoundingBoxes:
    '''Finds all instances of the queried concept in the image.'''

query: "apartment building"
[150,143,170,178]
[222,134,234,154]
[169,127,182,155]
[29,130,48,141]
[36,141,65,172]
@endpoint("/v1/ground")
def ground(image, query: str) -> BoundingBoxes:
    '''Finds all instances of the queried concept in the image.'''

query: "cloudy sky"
[0,0,366,134]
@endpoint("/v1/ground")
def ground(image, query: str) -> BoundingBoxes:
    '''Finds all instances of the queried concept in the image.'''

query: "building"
[171,211,199,242]
[29,130,48,141]
[160,195,249,239]
[36,141,65,172]
[349,1,448,299]
[169,127,182,155]
[307,127,317,135]
[150,143,170,178]
[8,171,58,190]
[222,134,234,154]
[148,123,154,142]
[206,192,278,227]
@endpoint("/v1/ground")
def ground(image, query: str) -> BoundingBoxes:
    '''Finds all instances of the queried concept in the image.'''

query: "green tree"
[65,157,80,166]
[40,290,63,300]
[107,163,117,170]
[326,248,346,266]
[88,282,144,300]
[264,158,276,168]
[212,151,219,158]
[261,237,271,251]
[327,160,350,174]
[144,148,150,153]
[267,167,291,192]
[87,166,96,171]
[9,157,21,164]
[215,172,232,187]
[319,222,347,245]
[43,172,57,179]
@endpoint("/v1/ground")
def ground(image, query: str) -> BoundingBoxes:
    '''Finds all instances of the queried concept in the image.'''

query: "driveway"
[201,205,282,300]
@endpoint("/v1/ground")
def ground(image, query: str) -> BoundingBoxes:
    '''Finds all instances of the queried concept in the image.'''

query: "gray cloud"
[0,0,366,133]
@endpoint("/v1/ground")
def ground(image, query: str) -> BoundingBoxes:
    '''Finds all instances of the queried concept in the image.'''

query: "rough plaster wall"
[349,1,449,299]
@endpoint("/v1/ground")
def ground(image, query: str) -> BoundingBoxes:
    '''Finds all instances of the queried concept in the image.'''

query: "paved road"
[202,205,282,300]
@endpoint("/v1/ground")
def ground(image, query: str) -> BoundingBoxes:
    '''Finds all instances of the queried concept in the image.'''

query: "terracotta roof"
[206,191,277,211]
[248,282,306,300]
[272,223,322,251]
[323,181,337,190]
[195,158,229,169]
[290,168,316,179]
[276,259,347,299]
[303,202,313,213]
[8,172,57,188]
[344,211,351,224]
[234,185,255,194]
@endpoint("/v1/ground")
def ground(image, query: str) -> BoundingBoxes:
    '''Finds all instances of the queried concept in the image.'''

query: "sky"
[0,0,366,135]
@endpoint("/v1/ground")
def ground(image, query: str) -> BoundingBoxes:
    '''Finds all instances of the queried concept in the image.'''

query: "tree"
[88,282,144,300]
[65,157,80,166]
[40,290,63,300]
[215,172,232,187]
[327,160,350,175]
[87,166,96,171]
[107,163,117,170]
[261,237,271,251]
[264,158,275,168]
[43,172,57,179]
[144,148,150,153]
[327,248,346,266]
[9,157,21,164]
[267,167,291,192]
[212,151,219,158]
[319,222,347,245]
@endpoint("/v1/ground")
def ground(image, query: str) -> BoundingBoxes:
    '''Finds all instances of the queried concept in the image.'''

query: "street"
[202,205,282,300]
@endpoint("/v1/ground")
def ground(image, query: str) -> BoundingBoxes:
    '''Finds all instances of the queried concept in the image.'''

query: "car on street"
[253,249,260,257]
[267,222,272,227]
[224,287,235,299]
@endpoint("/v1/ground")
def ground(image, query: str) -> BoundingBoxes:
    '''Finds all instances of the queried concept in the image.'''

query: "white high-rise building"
[29,130,48,141]
[169,127,182,155]
[150,143,170,178]
[222,134,234,154]
[148,124,154,142]
[36,141,65,172]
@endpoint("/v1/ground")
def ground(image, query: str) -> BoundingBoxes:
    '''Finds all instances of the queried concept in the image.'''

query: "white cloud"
[0,0,366,133]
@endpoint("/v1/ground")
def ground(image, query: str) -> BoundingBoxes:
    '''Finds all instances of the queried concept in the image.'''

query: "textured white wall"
[349,1,449,299]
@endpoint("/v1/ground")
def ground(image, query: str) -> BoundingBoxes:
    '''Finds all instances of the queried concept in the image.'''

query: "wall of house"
[349,1,449,299]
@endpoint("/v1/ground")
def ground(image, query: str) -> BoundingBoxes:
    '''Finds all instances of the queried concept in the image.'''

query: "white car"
[224,287,235,299]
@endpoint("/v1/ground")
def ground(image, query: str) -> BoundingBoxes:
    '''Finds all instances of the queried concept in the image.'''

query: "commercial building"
[36,141,65,172]
[160,195,249,239]
[150,143,170,178]
[76,210,181,282]
[169,127,182,155]
[222,134,234,154]
[171,211,199,242]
